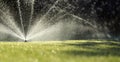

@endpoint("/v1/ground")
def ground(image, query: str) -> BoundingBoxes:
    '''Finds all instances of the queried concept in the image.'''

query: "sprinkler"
[25,40,27,42]
[24,37,27,42]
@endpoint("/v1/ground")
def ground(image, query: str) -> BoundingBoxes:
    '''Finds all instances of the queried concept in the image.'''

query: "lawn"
[0,40,120,62]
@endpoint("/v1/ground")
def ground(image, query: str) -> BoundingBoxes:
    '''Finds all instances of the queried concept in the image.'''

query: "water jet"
[0,0,119,41]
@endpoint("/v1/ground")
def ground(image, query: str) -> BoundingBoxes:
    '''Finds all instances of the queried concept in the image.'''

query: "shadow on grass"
[66,41,120,47]
[63,41,120,56]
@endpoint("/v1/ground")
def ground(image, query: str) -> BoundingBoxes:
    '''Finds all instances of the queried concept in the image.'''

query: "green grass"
[0,40,120,62]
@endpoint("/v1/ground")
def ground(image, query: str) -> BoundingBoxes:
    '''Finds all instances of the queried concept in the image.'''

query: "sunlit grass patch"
[0,40,120,62]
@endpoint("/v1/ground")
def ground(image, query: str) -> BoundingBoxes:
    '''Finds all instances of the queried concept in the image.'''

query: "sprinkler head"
[25,40,27,42]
